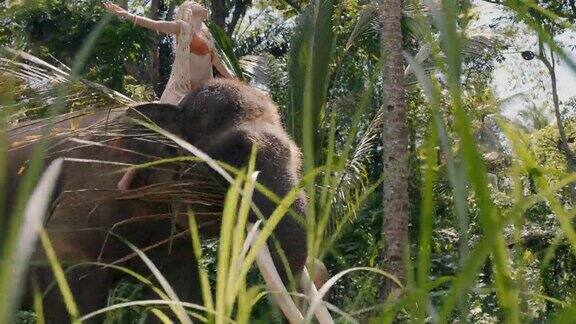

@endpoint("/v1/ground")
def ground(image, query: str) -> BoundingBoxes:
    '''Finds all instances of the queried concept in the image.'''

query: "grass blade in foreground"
[1,159,64,321]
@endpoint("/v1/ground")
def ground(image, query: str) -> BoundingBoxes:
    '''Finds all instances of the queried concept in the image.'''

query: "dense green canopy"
[1,0,576,322]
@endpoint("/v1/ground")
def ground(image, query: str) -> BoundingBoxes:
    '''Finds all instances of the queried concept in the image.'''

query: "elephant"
[4,79,318,323]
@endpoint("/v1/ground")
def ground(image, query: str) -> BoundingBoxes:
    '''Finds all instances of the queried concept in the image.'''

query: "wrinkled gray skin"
[4,79,307,323]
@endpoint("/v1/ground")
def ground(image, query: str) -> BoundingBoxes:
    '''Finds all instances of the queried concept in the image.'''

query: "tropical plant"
[2,0,576,323]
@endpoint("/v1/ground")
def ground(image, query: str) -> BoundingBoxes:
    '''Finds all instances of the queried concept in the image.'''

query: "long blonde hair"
[174,1,209,22]
[171,1,213,56]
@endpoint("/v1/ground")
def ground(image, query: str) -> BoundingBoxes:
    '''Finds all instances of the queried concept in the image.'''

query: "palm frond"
[463,34,498,57]
[334,105,384,217]
[321,104,385,242]
[238,54,270,87]
[207,22,245,81]
[345,3,379,51]
[0,47,133,125]
[404,34,499,86]
[346,2,437,53]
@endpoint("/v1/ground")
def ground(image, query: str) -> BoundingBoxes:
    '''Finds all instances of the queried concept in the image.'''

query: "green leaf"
[207,21,245,81]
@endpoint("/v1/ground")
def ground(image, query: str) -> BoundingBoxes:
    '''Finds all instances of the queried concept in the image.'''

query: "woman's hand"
[103,2,127,18]
[103,1,180,35]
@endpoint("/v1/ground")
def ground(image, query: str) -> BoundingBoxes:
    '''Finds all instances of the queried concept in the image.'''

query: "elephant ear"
[127,102,185,136]
[117,103,184,192]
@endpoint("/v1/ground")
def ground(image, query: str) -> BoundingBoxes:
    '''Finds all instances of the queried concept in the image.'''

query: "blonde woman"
[103,1,234,104]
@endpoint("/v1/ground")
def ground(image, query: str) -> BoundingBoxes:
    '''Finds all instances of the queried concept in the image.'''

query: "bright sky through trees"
[472,1,576,120]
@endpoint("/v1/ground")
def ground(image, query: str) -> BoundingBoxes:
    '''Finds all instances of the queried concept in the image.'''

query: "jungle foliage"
[1,0,576,323]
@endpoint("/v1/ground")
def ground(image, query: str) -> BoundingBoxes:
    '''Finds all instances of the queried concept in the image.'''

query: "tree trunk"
[211,1,254,36]
[118,0,128,9]
[226,0,252,36]
[539,40,576,203]
[210,0,228,30]
[149,0,161,96]
[379,0,408,300]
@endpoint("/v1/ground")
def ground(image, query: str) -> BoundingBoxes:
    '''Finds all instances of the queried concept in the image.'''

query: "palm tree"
[379,0,408,300]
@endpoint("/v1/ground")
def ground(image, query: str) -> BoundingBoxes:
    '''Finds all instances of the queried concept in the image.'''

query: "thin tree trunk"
[227,0,249,36]
[538,39,576,203]
[379,0,408,300]
[150,0,161,96]
[119,1,142,85]
[210,0,228,30]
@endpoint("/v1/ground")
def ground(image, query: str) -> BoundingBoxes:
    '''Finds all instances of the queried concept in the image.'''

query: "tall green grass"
[2,0,576,323]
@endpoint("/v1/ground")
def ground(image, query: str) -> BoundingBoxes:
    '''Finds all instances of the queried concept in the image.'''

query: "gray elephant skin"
[3,79,307,323]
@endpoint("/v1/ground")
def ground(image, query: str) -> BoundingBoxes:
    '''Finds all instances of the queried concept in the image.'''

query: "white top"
[160,21,213,105]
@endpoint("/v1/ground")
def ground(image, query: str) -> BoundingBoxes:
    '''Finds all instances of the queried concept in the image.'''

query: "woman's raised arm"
[103,2,181,35]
